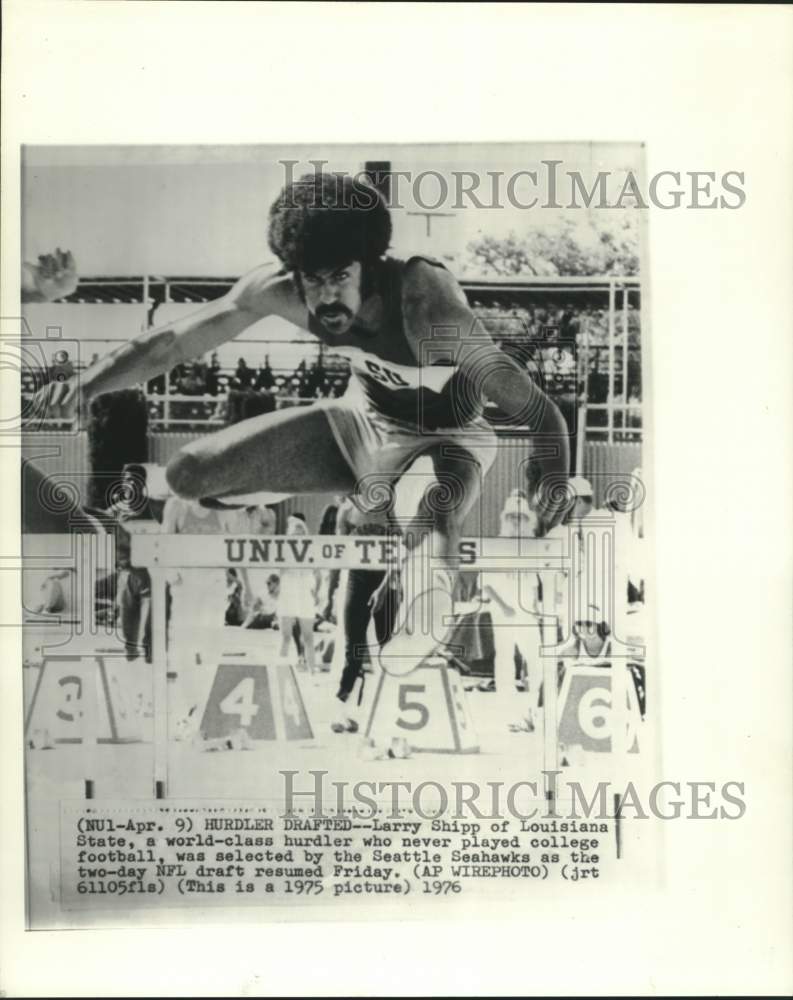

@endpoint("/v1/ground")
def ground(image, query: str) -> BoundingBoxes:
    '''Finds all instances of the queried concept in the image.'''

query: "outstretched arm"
[37,264,306,417]
[402,260,570,534]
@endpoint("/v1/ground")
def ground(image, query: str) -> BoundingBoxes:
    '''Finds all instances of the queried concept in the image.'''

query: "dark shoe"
[331,718,359,734]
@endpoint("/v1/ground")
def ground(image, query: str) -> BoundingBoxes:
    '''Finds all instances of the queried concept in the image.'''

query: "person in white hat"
[568,476,595,521]
[477,491,544,735]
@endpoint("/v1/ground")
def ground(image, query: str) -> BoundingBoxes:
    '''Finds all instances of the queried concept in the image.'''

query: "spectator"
[254,356,275,391]
[242,573,281,629]
[176,362,204,396]
[566,475,595,523]
[225,569,245,626]
[318,502,340,537]
[220,504,277,624]
[305,358,326,398]
[476,493,543,733]
[557,475,618,644]
[32,569,75,616]
[94,523,151,662]
[627,387,642,428]
[560,308,579,339]
[297,378,313,399]
[233,357,253,390]
[112,526,152,661]
[220,504,277,535]
[106,463,162,524]
[206,352,222,396]
[48,349,74,385]
[225,388,275,427]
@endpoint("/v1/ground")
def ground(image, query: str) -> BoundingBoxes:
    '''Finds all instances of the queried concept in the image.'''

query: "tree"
[466,213,640,278]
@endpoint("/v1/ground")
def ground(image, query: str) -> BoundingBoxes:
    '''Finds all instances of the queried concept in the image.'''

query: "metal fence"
[21,274,642,443]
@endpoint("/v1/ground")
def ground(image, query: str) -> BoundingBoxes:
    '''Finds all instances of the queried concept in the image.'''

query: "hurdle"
[21,532,126,798]
[130,531,570,798]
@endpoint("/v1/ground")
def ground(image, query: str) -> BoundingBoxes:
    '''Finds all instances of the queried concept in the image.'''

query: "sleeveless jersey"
[307,256,483,430]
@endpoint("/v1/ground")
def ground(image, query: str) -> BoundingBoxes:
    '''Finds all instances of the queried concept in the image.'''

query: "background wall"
[23,430,639,534]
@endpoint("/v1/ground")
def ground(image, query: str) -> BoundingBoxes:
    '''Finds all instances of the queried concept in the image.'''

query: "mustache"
[316,303,353,320]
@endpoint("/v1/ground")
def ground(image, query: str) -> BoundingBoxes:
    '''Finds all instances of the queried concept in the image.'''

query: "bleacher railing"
[21,275,642,442]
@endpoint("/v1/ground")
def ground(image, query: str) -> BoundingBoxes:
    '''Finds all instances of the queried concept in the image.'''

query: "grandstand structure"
[22,273,642,450]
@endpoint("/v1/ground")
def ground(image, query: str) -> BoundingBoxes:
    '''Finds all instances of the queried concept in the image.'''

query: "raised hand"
[22,248,78,302]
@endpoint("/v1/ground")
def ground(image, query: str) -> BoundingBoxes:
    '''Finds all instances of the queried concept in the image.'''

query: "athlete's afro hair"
[267,172,392,274]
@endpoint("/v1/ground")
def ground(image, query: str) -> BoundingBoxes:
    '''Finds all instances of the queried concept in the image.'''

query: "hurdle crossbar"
[131,533,567,571]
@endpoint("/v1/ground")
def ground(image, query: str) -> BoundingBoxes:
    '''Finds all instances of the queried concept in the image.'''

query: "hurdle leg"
[150,568,168,798]
[601,526,630,854]
[76,535,99,798]
[81,657,100,799]
[538,569,559,780]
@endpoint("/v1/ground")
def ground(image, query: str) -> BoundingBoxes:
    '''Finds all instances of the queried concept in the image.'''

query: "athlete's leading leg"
[378,446,483,676]
[165,403,357,501]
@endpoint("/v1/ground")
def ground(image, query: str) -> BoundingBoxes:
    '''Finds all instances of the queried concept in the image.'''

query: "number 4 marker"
[219,678,259,728]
